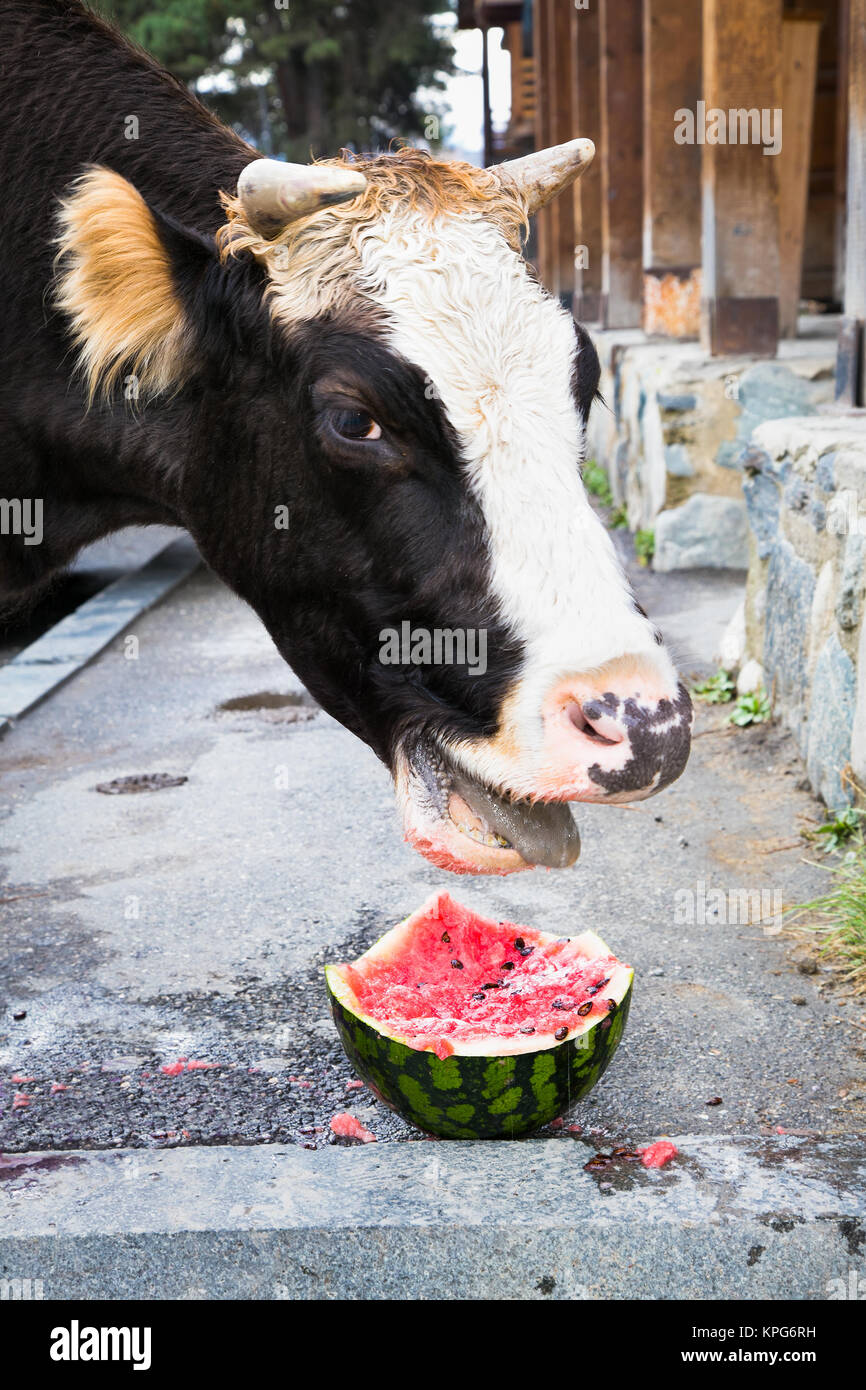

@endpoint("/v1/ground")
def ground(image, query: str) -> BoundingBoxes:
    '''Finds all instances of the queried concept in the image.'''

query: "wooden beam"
[547,0,576,308]
[503,21,525,136]
[779,16,822,337]
[532,0,555,292]
[570,0,602,322]
[700,0,782,357]
[799,0,842,305]
[481,24,493,166]
[835,0,850,307]
[599,0,644,329]
[838,0,866,402]
[642,0,702,337]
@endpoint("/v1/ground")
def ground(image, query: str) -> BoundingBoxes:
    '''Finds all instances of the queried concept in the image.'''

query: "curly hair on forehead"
[216,146,529,269]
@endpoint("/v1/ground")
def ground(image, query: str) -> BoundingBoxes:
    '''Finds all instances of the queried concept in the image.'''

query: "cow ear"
[55,166,214,404]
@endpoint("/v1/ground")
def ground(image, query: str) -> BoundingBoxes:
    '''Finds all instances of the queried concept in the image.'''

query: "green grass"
[634,529,655,566]
[788,840,866,993]
[582,459,614,507]
[729,689,771,726]
[692,669,736,704]
[804,806,866,855]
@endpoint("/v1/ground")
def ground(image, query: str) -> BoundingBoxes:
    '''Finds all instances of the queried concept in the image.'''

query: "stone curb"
[1,1135,863,1299]
[0,538,200,732]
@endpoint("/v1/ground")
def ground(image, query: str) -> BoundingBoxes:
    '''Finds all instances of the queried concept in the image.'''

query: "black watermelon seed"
[441,931,450,944]
[706,1096,723,1106]
[554,1025,568,1041]
[514,937,525,949]
[472,992,485,1002]
[451,959,463,970]
[482,982,500,990]
[606,999,618,1013]
[584,1154,611,1171]
[13,1010,27,1021]
[577,1001,593,1017]
[519,1025,535,1034]
[502,961,515,971]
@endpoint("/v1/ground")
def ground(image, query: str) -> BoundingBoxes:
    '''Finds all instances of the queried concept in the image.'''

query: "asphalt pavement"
[0,538,863,1297]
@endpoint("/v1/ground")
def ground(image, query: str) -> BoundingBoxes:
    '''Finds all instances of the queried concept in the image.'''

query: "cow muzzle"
[537,671,694,803]
[394,658,693,875]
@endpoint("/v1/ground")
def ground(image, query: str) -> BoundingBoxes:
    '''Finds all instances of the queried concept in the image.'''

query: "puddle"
[94,773,188,795]
[216,691,319,724]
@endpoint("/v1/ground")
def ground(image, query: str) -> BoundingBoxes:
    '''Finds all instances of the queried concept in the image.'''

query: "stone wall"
[738,416,866,810]
[585,324,836,571]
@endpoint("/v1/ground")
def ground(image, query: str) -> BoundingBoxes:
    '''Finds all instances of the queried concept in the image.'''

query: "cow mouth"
[398,738,581,873]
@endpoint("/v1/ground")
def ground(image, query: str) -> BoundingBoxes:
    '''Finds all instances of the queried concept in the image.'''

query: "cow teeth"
[455,821,512,850]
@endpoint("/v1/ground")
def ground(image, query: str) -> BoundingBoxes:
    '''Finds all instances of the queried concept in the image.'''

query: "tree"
[99,1,455,159]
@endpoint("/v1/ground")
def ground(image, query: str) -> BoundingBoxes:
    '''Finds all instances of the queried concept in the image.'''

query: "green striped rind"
[326,975,633,1140]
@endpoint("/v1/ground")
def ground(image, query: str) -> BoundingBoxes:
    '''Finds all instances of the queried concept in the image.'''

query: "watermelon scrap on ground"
[329,1113,376,1143]
[640,1140,678,1168]
[325,890,633,1140]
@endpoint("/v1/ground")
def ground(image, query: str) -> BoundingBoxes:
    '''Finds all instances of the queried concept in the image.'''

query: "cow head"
[55,140,692,874]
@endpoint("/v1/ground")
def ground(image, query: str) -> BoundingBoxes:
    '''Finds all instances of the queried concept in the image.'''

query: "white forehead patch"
[352,209,667,746]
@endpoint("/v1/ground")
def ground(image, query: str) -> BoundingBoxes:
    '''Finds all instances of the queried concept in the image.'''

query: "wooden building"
[459,0,866,406]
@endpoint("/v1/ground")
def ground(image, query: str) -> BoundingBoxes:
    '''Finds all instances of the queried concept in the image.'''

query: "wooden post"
[481,25,494,167]
[547,0,576,308]
[835,0,850,308]
[599,0,644,329]
[502,20,530,148]
[570,0,602,322]
[700,0,783,357]
[779,15,822,338]
[533,0,555,293]
[642,0,702,337]
[837,0,866,403]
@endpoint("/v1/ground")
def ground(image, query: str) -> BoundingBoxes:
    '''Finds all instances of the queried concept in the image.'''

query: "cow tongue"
[447,766,581,869]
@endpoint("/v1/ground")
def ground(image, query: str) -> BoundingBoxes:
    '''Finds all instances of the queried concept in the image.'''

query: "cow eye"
[331,409,382,442]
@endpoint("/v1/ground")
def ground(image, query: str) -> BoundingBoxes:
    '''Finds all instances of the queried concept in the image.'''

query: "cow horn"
[237,158,367,236]
[492,138,595,215]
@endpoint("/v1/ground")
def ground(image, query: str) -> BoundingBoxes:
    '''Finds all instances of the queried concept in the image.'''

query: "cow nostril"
[566,700,619,746]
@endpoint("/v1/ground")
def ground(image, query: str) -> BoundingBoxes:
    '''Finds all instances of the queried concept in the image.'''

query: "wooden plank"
[481,25,493,166]
[835,0,850,305]
[779,16,822,336]
[843,0,866,318]
[570,0,603,321]
[799,0,841,304]
[838,0,866,400]
[532,0,554,291]
[504,21,525,132]
[549,0,576,307]
[642,0,702,336]
[700,0,782,357]
[599,0,644,329]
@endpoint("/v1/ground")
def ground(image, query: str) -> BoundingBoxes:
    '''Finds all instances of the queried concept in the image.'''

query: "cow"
[0,0,692,876]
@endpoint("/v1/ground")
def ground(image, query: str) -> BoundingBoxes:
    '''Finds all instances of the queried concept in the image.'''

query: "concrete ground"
[1,536,864,1298]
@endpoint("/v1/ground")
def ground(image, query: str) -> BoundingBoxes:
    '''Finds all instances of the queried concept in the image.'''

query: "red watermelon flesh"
[336,891,631,1059]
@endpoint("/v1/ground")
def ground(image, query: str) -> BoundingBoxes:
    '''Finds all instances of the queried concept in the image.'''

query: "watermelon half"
[325,891,633,1139]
